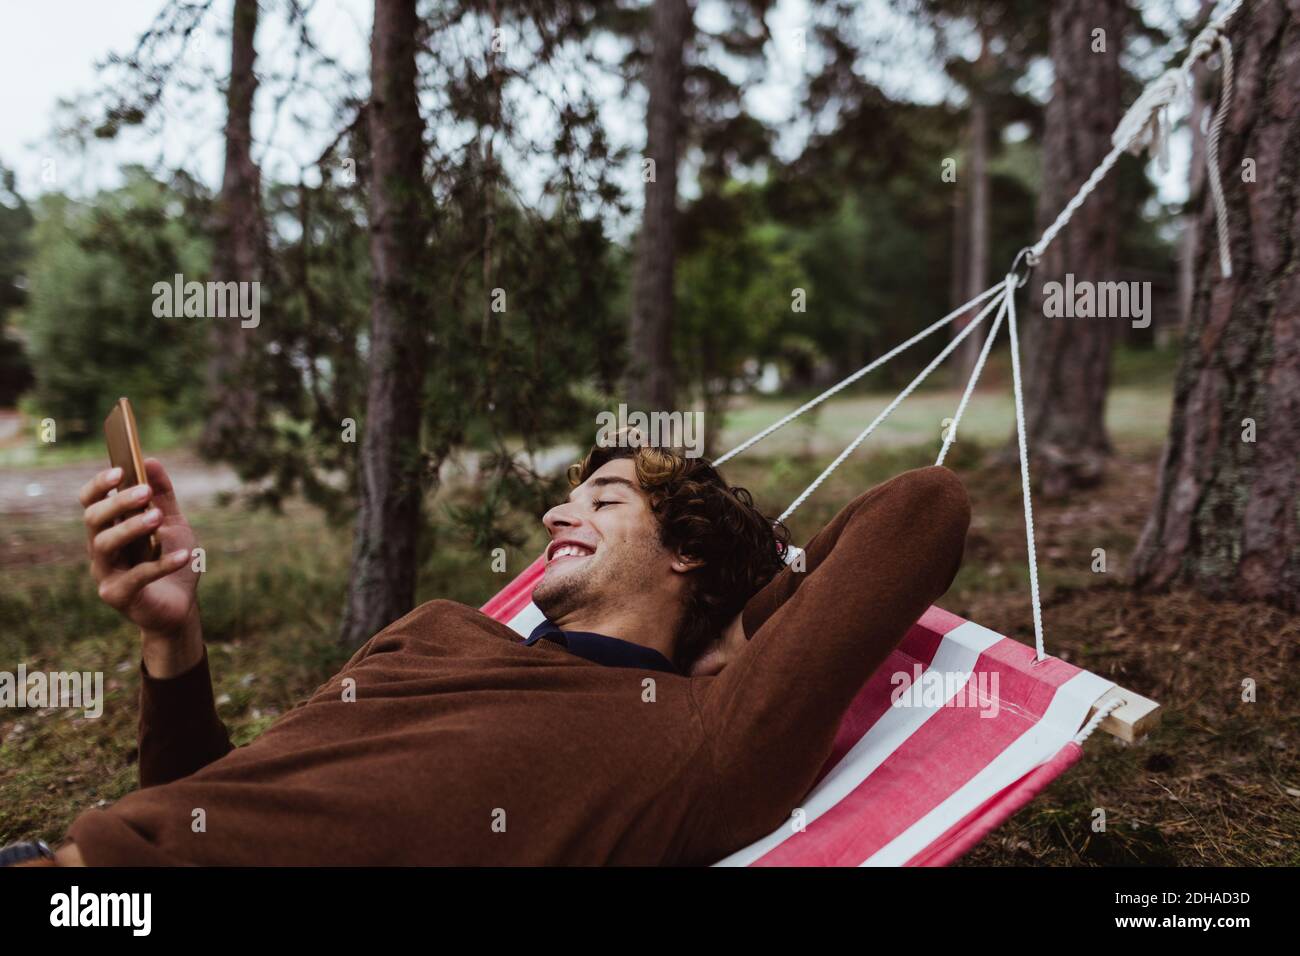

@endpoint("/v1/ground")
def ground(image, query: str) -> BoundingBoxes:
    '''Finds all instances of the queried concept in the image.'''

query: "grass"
[715,344,1179,461]
[716,385,1172,464]
[3,362,1297,865]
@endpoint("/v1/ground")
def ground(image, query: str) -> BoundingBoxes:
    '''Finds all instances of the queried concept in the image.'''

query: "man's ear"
[670,550,705,574]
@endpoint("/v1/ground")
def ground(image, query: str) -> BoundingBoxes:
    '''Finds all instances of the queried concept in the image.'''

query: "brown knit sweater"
[65,465,970,865]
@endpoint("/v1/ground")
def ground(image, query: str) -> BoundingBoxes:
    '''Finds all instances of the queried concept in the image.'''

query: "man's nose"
[543,502,582,535]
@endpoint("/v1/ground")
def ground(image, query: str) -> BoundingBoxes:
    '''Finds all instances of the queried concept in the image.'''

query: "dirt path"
[0,451,243,519]
[0,442,583,522]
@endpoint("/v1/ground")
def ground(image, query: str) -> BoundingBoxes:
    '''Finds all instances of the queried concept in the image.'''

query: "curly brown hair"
[567,441,790,668]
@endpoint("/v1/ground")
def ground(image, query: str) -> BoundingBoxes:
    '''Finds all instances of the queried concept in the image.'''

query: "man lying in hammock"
[20,440,969,866]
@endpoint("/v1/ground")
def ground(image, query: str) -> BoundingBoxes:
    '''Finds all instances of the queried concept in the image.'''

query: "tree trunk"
[1012,0,1125,498]
[954,31,991,384]
[1131,0,1299,610]
[340,0,430,648]
[200,0,262,458]
[625,0,691,412]
[950,178,967,314]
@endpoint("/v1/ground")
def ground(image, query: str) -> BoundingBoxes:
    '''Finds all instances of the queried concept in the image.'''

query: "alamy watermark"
[595,404,705,459]
[890,664,1000,719]
[152,273,260,329]
[1041,274,1151,329]
[0,665,103,718]
[50,886,151,935]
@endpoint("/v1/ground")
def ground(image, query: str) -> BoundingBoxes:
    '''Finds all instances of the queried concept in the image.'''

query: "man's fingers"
[91,507,162,562]
[78,467,123,509]
[143,458,183,516]
[83,482,152,535]
[97,548,192,609]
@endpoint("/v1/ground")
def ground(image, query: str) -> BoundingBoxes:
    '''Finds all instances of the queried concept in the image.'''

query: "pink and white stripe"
[480,554,1113,867]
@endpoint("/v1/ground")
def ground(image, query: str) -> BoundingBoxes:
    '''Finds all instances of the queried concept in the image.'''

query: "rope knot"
[1186,21,1223,63]
[1113,68,1188,173]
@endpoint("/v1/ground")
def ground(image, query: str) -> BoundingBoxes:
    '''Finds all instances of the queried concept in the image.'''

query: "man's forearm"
[136,603,234,788]
[701,466,972,815]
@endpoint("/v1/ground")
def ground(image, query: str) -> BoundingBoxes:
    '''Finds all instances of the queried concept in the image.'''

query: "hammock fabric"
[481,554,1115,867]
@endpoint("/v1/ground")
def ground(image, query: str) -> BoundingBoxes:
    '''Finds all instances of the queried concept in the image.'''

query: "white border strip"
[506,602,546,637]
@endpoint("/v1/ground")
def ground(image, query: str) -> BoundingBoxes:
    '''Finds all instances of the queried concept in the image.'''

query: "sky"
[0,0,371,198]
[0,0,1204,226]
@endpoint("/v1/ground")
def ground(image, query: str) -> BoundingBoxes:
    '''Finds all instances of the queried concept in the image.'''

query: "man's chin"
[533,564,585,616]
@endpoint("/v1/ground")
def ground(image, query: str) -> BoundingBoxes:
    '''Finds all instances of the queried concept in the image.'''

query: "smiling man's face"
[532,457,682,628]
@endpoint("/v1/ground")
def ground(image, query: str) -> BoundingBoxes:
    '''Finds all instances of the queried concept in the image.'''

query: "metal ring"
[1009,247,1039,289]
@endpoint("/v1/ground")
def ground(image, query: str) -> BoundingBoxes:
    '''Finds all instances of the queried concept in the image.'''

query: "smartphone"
[103,397,162,566]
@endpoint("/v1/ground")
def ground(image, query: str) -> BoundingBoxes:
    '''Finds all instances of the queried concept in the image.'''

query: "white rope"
[714,283,1004,466]
[1028,141,1127,265]
[1073,696,1125,745]
[1030,0,1243,272]
[935,283,1010,466]
[777,286,1007,523]
[1004,273,1046,662]
[1203,32,1235,277]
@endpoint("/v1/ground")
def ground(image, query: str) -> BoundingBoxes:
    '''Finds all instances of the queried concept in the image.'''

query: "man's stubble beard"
[533,538,664,625]
[533,555,602,622]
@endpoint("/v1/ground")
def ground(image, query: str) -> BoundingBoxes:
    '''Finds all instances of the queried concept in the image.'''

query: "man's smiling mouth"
[546,540,596,564]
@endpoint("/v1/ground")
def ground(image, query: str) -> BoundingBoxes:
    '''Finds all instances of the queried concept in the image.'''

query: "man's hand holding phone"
[79,458,204,679]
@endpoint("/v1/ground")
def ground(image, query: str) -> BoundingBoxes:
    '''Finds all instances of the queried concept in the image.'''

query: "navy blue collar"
[524,619,679,675]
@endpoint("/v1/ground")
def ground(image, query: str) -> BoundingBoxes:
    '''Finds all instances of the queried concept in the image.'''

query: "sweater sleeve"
[696,465,971,838]
[137,645,234,788]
